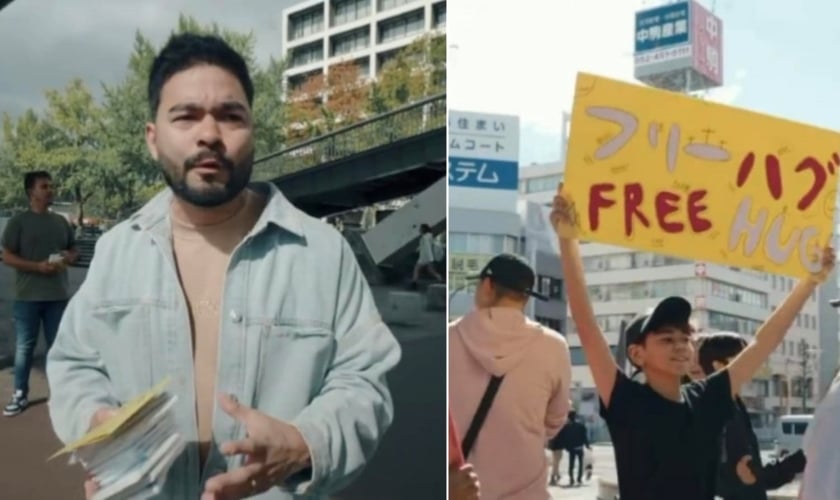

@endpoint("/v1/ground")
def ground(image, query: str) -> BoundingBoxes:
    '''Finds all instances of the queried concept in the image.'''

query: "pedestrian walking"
[411,223,443,288]
[547,422,567,485]
[562,411,591,487]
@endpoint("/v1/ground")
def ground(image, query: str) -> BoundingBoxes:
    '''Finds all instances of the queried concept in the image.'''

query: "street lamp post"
[798,339,811,413]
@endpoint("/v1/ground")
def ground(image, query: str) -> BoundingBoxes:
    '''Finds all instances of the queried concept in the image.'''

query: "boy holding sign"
[550,184,834,500]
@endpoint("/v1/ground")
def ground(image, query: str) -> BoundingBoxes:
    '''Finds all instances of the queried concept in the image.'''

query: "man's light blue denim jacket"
[46,183,402,499]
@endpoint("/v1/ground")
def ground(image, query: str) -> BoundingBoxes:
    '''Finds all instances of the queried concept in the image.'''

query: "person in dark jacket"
[547,423,566,486]
[699,332,806,499]
[560,411,590,487]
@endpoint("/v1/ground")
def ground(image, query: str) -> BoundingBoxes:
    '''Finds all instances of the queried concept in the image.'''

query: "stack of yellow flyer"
[49,379,185,500]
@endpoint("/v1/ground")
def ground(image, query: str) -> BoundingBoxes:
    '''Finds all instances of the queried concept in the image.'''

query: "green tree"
[3,15,292,222]
[285,61,370,144]
[98,32,161,219]
[0,110,46,208]
[373,33,446,111]
[2,79,114,224]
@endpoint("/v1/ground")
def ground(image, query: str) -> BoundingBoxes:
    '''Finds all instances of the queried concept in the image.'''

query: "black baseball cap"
[468,253,549,301]
[625,296,693,347]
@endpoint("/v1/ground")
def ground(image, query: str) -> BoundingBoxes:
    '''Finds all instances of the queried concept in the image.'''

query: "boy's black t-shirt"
[600,368,735,500]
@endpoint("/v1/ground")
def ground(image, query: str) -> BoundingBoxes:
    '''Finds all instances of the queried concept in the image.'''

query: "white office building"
[281,0,446,91]
[520,161,838,441]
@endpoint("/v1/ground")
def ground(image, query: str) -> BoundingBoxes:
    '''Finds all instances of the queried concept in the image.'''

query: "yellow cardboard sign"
[564,73,840,277]
[48,378,170,461]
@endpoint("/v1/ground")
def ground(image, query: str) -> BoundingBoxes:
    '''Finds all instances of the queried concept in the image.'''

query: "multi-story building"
[448,200,567,330]
[520,161,838,441]
[281,0,446,91]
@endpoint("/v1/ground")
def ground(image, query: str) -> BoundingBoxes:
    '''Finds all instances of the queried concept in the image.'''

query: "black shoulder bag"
[460,375,505,459]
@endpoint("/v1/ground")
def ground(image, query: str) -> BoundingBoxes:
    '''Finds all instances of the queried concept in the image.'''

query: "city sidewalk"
[0,357,86,500]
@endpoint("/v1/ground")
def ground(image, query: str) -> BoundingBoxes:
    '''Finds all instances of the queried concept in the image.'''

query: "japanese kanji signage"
[690,0,723,86]
[635,2,690,53]
[633,0,724,92]
[563,73,840,278]
[449,110,520,211]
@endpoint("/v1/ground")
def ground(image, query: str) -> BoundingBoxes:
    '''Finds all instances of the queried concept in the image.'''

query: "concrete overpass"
[252,94,446,284]
[252,93,445,218]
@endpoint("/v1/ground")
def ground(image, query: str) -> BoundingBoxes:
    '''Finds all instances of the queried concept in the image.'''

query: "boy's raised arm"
[552,185,621,407]
[728,246,834,397]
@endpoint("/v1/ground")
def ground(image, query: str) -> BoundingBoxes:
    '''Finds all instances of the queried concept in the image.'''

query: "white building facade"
[281,0,446,90]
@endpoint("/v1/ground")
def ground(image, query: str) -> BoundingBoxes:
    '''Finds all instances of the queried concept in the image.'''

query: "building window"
[587,279,698,302]
[569,346,618,366]
[705,280,767,308]
[569,314,634,334]
[331,27,370,56]
[536,316,562,333]
[378,0,419,12]
[378,8,424,43]
[707,312,762,335]
[582,251,687,272]
[432,2,446,28]
[523,174,563,194]
[351,56,371,78]
[537,276,564,300]
[289,6,325,41]
[289,41,324,68]
[449,232,518,255]
[333,0,370,26]
[287,69,324,92]
[376,48,402,72]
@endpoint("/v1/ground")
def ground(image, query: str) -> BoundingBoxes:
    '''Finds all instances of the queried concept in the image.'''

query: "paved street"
[0,264,446,499]
[332,331,445,500]
[547,445,613,500]
[0,266,88,499]
[546,444,801,499]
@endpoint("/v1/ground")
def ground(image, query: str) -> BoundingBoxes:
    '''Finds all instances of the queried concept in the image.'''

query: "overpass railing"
[252,93,446,181]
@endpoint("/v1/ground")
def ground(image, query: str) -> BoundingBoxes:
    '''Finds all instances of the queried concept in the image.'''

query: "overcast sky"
[0,0,296,118]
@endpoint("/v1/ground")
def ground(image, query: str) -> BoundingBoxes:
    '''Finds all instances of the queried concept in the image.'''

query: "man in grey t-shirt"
[1,171,77,416]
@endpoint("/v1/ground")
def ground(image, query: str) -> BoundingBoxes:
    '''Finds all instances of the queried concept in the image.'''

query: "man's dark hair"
[24,170,51,195]
[147,33,254,117]
[420,223,432,233]
[697,332,747,375]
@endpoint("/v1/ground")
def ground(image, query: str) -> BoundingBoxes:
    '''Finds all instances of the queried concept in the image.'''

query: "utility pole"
[799,339,809,414]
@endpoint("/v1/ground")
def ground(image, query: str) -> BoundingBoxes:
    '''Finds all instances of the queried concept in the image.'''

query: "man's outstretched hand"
[201,394,311,500]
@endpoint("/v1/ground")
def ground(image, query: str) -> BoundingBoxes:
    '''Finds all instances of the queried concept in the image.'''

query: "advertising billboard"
[690,0,723,86]
[634,1,692,78]
[634,0,724,91]
[634,2,690,53]
[448,110,520,212]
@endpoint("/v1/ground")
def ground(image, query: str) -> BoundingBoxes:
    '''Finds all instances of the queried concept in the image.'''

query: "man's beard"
[161,150,254,208]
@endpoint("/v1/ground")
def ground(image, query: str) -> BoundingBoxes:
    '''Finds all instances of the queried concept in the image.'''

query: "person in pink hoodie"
[449,253,572,500]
